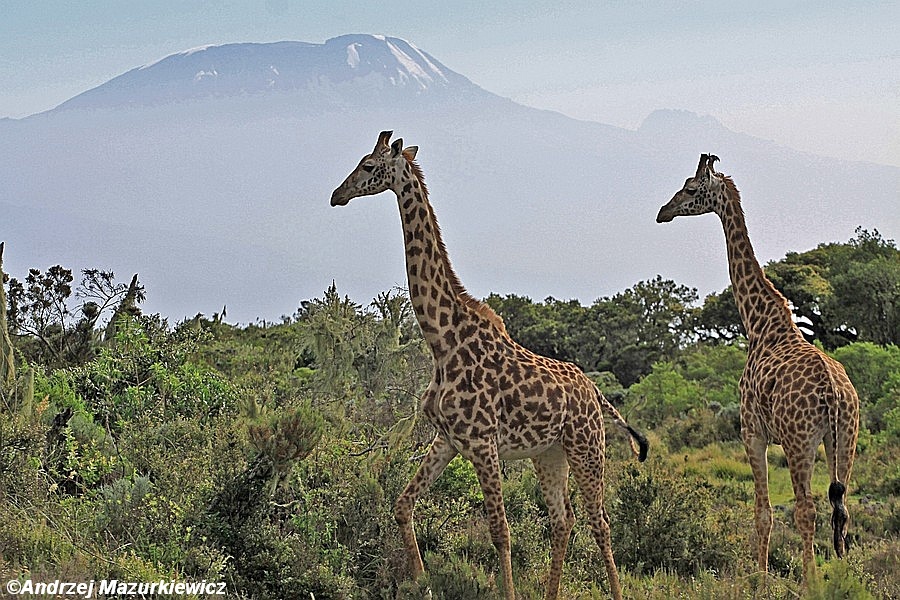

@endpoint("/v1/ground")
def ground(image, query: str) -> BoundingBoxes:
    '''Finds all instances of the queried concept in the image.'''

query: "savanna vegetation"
[1,228,898,599]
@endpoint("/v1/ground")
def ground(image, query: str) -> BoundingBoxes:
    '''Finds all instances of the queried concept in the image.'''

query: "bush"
[609,464,737,577]
[664,404,741,450]
[629,362,703,427]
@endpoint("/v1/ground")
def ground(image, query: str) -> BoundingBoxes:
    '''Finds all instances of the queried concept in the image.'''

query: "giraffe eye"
[684,187,698,196]
[361,164,375,173]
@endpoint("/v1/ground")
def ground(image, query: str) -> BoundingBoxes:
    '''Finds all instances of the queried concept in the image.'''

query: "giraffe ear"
[390,138,404,157]
[707,154,720,172]
[402,146,418,160]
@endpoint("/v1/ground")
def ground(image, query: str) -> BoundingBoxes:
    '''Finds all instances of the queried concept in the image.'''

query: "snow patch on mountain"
[346,43,361,68]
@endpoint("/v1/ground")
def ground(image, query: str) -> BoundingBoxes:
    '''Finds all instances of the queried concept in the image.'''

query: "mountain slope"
[1,36,897,323]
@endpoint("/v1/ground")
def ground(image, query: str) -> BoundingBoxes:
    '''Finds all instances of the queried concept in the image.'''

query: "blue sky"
[2,1,898,165]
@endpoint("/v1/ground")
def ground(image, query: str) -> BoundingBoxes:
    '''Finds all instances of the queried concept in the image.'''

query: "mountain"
[53,35,485,112]
[1,35,898,323]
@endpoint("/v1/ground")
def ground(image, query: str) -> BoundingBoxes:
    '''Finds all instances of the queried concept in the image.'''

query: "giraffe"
[656,154,860,582]
[331,131,648,600]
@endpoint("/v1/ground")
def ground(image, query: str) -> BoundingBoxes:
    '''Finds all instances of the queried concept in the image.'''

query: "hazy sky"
[2,1,898,166]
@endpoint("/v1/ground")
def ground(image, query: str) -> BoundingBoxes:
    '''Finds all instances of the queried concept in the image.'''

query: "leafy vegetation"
[1,231,898,598]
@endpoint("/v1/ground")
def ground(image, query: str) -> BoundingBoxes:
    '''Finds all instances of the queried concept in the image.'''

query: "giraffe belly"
[426,419,562,460]
[496,440,556,461]
[495,419,565,460]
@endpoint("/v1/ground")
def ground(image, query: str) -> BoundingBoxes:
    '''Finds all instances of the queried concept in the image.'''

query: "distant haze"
[1,35,898,323]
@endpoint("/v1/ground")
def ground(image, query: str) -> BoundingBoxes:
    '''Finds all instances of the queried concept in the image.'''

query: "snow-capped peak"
[52,34,483,112]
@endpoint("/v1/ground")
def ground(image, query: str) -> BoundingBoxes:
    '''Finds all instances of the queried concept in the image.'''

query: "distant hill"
[1,34,897,322]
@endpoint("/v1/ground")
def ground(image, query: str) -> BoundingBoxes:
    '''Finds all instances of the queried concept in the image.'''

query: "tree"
[295,284,429,429]
[592,276,699,386]
[694,287,743,343]
[7,266,142,366]
[488,278,699,387]
[827,228,899,346]
[765,228,899,348]
[485,293,585,362]
[103,273,145,343]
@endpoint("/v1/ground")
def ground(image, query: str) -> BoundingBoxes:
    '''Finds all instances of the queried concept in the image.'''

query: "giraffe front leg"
[742,430,773,575]
[465,441,515,600]
[394,435,457,581]
[532,446,575,600]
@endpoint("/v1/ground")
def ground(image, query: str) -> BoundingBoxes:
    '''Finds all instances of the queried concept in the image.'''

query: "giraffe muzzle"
[656,205,675,223]
[330,188,350,206]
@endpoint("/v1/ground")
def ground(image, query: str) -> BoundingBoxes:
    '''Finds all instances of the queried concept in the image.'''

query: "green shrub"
[664,404,741,451]
[609,463,737,577]
[629,362,703,427]
[807,559,875,599]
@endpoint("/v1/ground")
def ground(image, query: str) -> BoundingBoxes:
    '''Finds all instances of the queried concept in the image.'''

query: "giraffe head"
[656,153,727,223]
[331,130,419,206]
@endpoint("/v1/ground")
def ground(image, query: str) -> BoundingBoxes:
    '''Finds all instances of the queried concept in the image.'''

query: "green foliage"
[296,284,430,436]
[1,234,898,599]
[609,464,737,577]
[68,315,237,428]
[676,342,745,406]
[807,558,875,600]
[766,227,900,348]
[247,401,324,490]
[664,405,741,451]
[431,455,483,508]
[629,361,703,427]
[417,554,494,600]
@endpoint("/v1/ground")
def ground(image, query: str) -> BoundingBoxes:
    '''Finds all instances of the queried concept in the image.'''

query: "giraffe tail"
[825,363,857,559]
[596,388,648,462]
[827,403,853,558]
[829,481,849,557]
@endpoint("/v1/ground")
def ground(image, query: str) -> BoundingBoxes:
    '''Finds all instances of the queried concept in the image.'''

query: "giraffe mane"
[721,174,795,319]
[407,158,508,335]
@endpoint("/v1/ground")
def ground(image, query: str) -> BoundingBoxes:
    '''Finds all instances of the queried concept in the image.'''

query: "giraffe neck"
[394,162,465,357]
[716,179,799,343]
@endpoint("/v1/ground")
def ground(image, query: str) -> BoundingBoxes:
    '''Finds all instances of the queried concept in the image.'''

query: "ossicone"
[377,130,393,147]
[695,153,709,178]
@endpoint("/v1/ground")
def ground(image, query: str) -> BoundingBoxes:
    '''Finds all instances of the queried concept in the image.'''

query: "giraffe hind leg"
[532,446,575,600]
[784,445,818,582]
[565,447,622,600]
